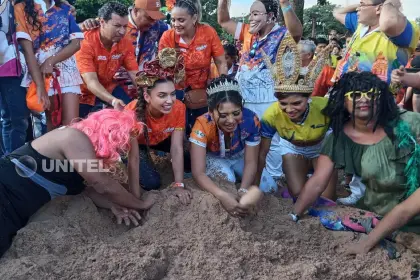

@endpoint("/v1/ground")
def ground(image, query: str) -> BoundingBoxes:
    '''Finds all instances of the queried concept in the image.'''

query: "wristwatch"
[289,213,300,222]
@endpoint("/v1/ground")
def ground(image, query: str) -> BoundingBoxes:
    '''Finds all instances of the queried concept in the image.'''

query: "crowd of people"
[1,0,420,260]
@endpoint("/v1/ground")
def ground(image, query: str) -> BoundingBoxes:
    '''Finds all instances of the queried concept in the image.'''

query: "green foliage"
[303,2,347,38]
[416,17,420,27]
[75,0,134,22]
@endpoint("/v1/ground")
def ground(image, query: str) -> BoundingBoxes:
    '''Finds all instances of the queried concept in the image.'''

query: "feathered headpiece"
[136,48,185,88]
[262,32,332,95]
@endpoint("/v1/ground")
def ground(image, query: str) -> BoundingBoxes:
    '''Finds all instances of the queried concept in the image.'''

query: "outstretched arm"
[280,0,303,43]
[346,188,420,255]
[217,0,238,36]
[293,155,335,216]
[333,4,359,25]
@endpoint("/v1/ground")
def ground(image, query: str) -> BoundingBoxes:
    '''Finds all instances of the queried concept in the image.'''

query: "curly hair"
[70,109,141,183]
[322,71,399,140]
[260,0,279,19]
[15,0,65,37]
[98,2,128,21]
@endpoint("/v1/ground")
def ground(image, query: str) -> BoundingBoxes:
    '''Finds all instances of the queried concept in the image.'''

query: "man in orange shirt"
[76,2,139,118]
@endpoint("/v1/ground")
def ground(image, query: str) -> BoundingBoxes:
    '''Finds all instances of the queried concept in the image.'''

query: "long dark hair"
[322,71,399,140]
[135,78,174,161]
[15,0,64,37]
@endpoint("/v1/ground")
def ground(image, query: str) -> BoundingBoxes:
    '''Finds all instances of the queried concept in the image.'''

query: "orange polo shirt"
[125,99,186,145]
[76,29,138,106]
[159,24,225,90]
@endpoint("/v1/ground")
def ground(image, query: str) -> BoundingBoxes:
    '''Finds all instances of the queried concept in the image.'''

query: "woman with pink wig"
[0,109,153,258]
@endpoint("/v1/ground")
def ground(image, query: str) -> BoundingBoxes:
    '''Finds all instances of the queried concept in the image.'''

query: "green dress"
[321,111,420,233]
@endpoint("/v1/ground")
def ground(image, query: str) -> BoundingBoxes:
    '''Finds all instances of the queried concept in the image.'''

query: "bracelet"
[289,212,300,222]
[238,188,248,194]
[172,182,185,188]
[111,98,117,107]
[281,4,292,14]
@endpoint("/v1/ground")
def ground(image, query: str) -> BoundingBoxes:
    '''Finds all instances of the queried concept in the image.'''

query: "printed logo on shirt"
[163,127,175,133]
[196,45,207,51]
[111,54,122,60]
[240,130,249,140]
[310,124,326,129]
[194,130,205,138]
[97,56,107,61]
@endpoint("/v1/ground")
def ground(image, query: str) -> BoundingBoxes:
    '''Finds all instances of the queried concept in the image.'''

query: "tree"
[303,3,347,38]
[278,0,304,27]
[75,0,133,22]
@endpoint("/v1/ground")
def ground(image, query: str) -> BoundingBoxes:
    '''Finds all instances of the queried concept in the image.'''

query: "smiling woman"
[159,0,228,136]
[189,76,272,217]
[125,48,192,205]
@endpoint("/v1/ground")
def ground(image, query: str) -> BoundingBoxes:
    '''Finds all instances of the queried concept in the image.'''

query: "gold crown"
[262,32,332,95]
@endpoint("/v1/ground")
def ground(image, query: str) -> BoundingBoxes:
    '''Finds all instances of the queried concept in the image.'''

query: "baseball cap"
[134,0,165,20]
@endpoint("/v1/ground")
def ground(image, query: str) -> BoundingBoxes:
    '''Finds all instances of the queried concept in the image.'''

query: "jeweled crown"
[262,32,332,95]
[206,80,241,96]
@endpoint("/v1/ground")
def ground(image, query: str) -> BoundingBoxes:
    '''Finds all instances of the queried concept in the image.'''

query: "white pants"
[206,153,275,192]
[244,101,284,178]
[349,175,366,198]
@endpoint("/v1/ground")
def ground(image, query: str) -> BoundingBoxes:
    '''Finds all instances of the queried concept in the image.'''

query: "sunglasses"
[344,89,378,101]
[249,40,259,59]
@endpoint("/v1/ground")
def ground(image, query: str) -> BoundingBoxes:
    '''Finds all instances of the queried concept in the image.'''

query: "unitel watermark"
[15,156,110,178]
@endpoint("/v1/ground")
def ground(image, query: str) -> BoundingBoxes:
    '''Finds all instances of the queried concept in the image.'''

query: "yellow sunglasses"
[344,89,378,101]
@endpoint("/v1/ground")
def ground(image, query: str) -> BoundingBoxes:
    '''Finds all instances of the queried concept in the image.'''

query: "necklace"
[295,104,310,125]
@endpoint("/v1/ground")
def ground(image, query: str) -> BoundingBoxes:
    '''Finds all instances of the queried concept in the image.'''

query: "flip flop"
[342,212,381,233]
[314,196,337,207]
[308,208,350,231]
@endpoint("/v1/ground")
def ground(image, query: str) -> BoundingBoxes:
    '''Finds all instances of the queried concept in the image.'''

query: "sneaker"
[337,194,361,205]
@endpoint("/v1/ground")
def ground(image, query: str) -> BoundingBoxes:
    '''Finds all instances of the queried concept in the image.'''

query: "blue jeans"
[0,77,29,156]
[139,137,191,190]
[79,86,132,118]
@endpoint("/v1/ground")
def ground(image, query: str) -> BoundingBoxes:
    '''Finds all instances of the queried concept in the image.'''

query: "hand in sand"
[391,66,406,84]
[219,191,249,217]
[343,241,372,256]
[172,186,192,205]
[138,193,156,210]
[111,205,142,226]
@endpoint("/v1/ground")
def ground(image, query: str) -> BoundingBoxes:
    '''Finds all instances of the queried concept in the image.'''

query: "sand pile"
[0,179,418,280]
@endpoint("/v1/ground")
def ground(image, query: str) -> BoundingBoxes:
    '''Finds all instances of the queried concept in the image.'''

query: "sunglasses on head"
[344,88,378,101]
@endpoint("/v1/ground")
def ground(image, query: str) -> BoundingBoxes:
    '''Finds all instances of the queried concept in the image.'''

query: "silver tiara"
[206,80,241,96]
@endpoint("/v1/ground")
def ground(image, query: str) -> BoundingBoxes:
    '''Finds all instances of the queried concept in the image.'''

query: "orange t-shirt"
[159,24,225,90]
[312,65,335,97]
[125,99,186,145]
[76,29,138,106]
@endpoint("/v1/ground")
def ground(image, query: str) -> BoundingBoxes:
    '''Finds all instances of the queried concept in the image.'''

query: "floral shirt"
[333,12,419,85]
[159,24,225,90]
[14,0,83,87]
[235,23,287,103]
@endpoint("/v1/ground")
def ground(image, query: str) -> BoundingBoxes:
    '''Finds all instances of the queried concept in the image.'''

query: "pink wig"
[70,109,142,169]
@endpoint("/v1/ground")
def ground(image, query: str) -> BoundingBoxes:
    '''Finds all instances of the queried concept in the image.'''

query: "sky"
[230,0,418,20]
